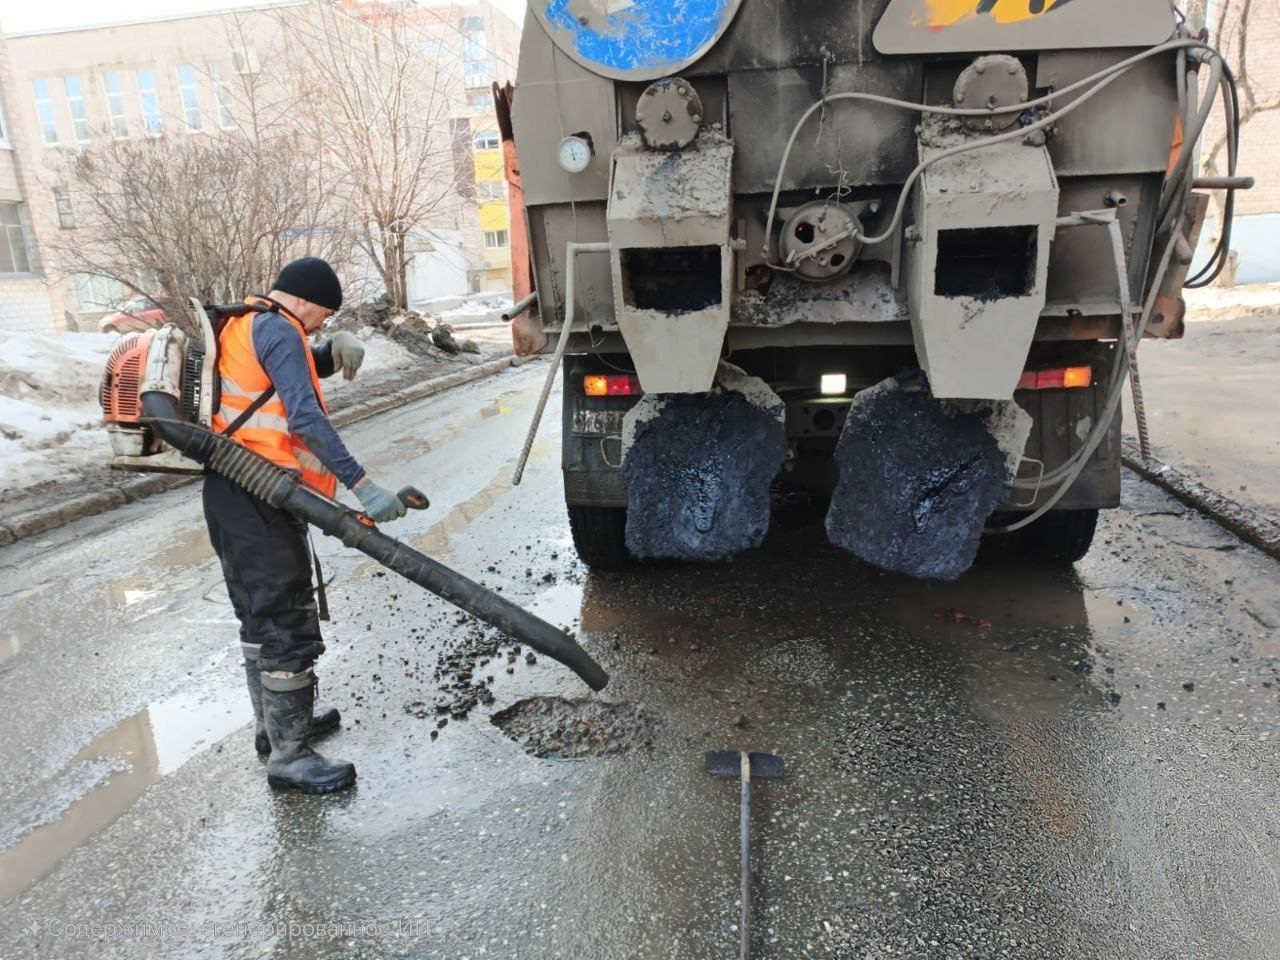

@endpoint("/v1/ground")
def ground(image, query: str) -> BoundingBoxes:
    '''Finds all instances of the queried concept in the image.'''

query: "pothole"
[491,696,659,759]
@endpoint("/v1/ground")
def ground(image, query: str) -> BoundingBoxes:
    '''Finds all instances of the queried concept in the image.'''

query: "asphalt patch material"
[826,376,1013,580]
[491,696,658,759]
[622,384,786,561]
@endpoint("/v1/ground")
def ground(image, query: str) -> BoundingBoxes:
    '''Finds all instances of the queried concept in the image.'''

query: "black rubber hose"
[141,391,609,691]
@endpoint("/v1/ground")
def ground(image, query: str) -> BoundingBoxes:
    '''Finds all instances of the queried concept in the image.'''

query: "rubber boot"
[261,670,356,794]
[243,643,341,755]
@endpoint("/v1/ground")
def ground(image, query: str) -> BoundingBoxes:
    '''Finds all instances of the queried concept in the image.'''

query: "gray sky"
[0,0,526,35]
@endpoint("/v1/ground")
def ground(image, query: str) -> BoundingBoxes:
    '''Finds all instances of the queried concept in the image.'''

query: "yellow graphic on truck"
[923,0,1074,27]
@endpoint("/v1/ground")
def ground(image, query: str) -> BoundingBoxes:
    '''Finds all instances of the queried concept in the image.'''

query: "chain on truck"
[497,0,1249,575]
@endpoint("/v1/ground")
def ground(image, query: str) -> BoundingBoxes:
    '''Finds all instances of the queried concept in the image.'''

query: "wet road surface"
[1,360,1278,959]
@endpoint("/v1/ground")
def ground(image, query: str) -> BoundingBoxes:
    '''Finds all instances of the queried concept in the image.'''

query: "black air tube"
[141,391,608,691]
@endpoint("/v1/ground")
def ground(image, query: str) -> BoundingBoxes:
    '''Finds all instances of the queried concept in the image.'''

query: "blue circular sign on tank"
[536,0,743,81]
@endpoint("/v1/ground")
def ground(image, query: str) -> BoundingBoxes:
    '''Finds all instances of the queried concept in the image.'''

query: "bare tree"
[1177,0,1270,283]
[1198,0,1276,179]
[45,14,351,321]
[50,137,349,316]
[278,1,472,310]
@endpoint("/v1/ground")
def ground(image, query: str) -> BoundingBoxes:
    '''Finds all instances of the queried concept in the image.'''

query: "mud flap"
[825,375,1029,581]
[621,364,785,561]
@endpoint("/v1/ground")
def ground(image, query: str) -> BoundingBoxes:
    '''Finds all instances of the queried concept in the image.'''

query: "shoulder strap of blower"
[207,300,277,439]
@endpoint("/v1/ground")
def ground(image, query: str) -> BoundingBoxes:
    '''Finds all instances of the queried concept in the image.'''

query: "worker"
[204,257,408,795]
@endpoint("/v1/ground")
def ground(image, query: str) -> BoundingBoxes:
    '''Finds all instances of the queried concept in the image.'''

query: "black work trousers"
[202,472,325,674]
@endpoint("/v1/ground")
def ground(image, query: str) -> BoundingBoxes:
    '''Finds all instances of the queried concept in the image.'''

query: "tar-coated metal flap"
[873,0,1174,55]
[530,0,744,82]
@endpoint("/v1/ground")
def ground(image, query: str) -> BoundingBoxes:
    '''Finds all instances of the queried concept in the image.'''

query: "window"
[32,79,58,145]
[476,179,505,201]
[74,273,123,312]
[231,46,260,75]
[0,204,31,273]
[64,76,90,143]
[461,16,489,89]
[0,98,10,147]
[466,90,490,111]
[124,187,145,223]
[178,65,201,130]
[473,129,500,150]
[211,64,233,128]
[137,69,162,136]
[52,187,74,228]
[103,72,128,138]
[484,230,508,249]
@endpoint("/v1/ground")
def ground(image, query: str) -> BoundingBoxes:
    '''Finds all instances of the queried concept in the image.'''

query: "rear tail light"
[583,374,641,397]
[1017,366,1093,390]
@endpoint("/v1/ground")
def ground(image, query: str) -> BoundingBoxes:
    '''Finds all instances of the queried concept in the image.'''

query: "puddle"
[527,582,584,630]
[151,525,215,567]
[491,696,659,759]
[0,678,248,901]
[106,581,163,607]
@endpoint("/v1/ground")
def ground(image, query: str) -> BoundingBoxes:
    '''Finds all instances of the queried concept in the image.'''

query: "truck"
[496,0,1243,575]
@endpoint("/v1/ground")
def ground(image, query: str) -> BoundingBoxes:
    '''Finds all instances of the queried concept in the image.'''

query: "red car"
[98,296,167,334]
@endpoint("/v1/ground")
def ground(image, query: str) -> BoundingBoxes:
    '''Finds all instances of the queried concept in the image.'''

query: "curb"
[1122,437,1280,562]
[0,354,528,548]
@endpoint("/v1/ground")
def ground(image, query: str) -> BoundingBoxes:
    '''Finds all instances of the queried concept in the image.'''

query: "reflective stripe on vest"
[211,298,337,497]
[218,378,291,433]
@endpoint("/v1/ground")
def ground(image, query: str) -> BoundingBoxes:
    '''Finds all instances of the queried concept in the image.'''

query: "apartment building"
[461,5,521,291]
[403,1,521,291]
[0,31,67,333]
[0,0,521,335]
[1199,0,1280,283]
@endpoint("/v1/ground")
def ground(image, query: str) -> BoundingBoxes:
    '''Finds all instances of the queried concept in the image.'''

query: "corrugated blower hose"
[139,390,608,691]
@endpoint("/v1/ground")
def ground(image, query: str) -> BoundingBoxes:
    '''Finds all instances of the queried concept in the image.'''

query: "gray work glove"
[329,332,365,381]
[353,476,407,523]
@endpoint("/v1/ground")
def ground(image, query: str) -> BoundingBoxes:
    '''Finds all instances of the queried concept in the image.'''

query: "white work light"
[820,373,847,396]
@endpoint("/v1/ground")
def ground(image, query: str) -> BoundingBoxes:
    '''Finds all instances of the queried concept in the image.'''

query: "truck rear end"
[503,0,1240,576]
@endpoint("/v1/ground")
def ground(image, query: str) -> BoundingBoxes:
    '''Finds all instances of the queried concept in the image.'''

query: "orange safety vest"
[211,296,338,498]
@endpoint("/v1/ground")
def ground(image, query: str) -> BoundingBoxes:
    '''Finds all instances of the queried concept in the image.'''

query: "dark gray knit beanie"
[272,257,343,311]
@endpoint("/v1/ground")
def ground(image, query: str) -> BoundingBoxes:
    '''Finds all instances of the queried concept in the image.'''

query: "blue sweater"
[250,312,364,490]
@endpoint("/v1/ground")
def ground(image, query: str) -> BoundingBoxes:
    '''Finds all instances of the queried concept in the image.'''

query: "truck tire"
[1019,509,1099,564]
[567,505,632,570]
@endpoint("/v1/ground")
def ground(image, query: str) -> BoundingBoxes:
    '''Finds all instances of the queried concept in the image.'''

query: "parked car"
[99,296,167,334]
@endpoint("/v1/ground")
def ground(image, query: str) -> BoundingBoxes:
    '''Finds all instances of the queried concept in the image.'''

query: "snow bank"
[0,331,117,494]
[422,291,513,324]
[322,331,416,395]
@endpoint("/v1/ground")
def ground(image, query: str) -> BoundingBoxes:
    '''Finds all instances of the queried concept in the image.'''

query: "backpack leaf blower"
[100,299,608,692]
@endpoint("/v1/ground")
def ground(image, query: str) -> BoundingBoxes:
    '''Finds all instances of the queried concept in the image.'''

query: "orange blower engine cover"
[99,332,152,424]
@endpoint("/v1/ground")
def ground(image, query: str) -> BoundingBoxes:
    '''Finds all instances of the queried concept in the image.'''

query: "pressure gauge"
[557,135,592,173]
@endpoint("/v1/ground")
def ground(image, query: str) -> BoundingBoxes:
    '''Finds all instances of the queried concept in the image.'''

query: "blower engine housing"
[99,298,219,474]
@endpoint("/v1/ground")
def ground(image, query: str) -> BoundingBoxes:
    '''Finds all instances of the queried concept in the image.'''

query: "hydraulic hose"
[141,391,609,691]
[760,38,1220,264]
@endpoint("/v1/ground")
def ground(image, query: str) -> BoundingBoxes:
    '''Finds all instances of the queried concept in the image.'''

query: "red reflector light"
[583,374,641,397]
[1017,366,1093,390]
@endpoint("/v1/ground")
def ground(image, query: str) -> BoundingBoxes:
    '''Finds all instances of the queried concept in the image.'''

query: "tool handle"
[740,764,751,960]
[397,486,430,511]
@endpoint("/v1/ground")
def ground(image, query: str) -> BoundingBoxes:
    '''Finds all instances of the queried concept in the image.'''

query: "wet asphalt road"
[1,360,1278,959]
